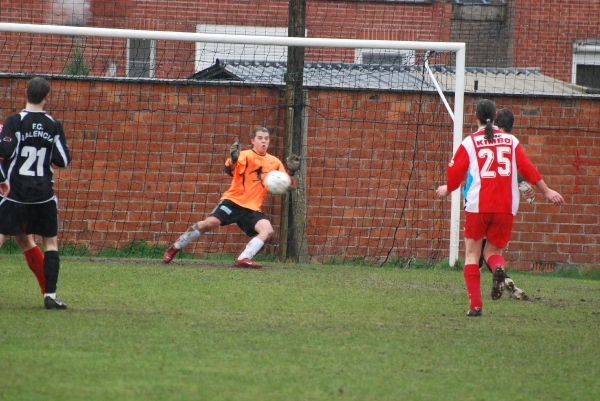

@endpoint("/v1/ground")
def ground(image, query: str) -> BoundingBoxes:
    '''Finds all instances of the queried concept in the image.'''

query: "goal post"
[0,22,465,265]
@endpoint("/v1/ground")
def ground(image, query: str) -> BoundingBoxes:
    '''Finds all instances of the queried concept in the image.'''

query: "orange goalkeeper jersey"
[222,149,286,211]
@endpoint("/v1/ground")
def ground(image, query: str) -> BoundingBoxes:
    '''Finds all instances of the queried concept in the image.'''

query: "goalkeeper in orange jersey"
[163,126,300,268]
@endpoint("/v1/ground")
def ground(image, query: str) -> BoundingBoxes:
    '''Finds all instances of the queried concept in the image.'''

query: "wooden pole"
[281,0,307,262]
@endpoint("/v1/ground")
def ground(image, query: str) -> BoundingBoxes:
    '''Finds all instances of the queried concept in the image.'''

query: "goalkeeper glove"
[286,154,301,176]
[519,181,535,204]
[230,140,241,163]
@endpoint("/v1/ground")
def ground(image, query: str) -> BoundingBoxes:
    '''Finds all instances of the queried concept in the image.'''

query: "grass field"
[1,255,599,401]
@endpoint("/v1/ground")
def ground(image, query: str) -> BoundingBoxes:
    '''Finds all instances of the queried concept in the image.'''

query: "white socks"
[238,237,264,261]
[174,225,264,260]
[174,224,201,249]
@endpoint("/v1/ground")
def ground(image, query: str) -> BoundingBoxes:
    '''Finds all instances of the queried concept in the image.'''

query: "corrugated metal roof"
[426,65,590,96]
[189,60,436,91]
[189,61,595,96]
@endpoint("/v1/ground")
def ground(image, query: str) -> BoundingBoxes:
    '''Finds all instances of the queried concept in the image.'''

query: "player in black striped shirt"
[0,76,71,310]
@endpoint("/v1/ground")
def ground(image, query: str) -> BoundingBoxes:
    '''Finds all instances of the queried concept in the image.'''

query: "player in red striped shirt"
[436,99,564,317]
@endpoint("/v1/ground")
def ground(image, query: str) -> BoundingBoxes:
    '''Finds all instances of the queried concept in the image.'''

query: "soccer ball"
[264,170,291,195]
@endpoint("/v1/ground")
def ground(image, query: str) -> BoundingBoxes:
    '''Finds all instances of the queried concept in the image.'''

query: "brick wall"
[512,0,600,82]
[1,1,597,83]
[1,76,598,270]
[0,0,450,78]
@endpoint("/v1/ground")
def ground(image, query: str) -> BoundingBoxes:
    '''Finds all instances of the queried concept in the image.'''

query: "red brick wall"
[512,0,600,82]
[1,76,598,270]
[0,0,449,78]
[1,1,596,83]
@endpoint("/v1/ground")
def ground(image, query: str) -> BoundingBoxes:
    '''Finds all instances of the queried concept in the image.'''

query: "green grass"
[1,255,599,401]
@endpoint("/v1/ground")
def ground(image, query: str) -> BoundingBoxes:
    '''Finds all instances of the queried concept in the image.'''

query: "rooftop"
[188,60,594,96]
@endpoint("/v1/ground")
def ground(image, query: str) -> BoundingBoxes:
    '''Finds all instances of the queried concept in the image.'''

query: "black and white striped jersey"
[0,110,71,203]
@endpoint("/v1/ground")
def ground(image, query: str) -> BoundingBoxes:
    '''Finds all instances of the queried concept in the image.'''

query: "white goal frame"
[0,22,466,266]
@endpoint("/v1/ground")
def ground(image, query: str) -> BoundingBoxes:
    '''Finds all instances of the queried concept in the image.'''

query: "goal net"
[0,23,465,265]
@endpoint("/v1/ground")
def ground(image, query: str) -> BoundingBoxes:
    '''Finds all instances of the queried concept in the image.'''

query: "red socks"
[487,254,506,273]
[23,246,45,294]
[463,264,482,310]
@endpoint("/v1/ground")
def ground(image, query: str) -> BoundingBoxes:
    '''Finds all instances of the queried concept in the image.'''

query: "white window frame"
[126,38,156,78]
[355,49,415,68]
[571,40,600,86]
[195,25,290,72]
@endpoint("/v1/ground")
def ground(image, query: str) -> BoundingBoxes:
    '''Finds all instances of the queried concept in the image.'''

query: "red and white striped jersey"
[446,126,541,215]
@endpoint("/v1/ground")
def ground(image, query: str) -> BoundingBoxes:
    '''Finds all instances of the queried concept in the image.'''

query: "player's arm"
[0,122,13,197]
[514,144,541,185]
[0,125,5,183]
[271,155,298,189]
[0,156,5,182]
[0,179,9,197]
[224,140,240,176]
[224,148,247,177]
[515,144,563,205]
[436,145,469,198]
[0,156,8,196]
[446,145,470,192]
[224,159,234,177]
[285,154,301,176]
[0,117,19,162]
[532,179,564,205]
[51,121,71,168]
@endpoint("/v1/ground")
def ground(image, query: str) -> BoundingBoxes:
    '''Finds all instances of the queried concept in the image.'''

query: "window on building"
[357,49,415,68]
[195,25,290,72]
[127,38,155,78]
[572,40,600,89]
[576,65,600,88]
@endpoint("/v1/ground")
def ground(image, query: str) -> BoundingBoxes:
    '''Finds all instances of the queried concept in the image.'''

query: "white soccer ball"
[264,170,291,195]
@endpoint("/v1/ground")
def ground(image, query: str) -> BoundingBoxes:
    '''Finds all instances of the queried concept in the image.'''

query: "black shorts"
[0,198,59,237]
[210,199,268,237]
